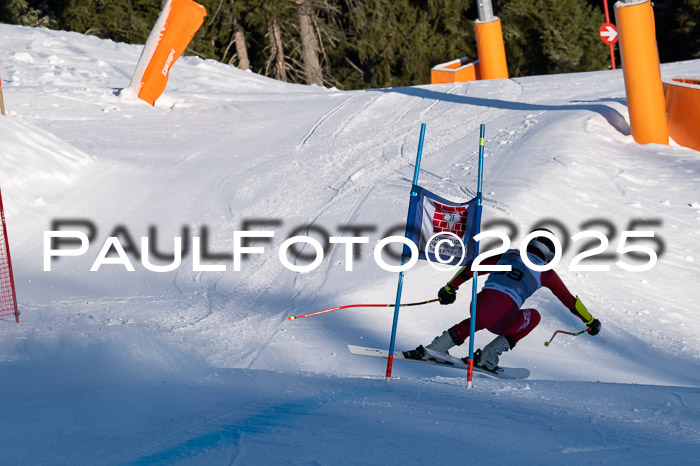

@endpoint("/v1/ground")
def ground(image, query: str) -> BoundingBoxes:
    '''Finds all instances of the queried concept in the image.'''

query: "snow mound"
[0,117,92,190]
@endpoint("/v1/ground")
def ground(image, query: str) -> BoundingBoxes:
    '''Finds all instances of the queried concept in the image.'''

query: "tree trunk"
[296,0,323,86]
[233,18,250,70]
[268,19,287,82]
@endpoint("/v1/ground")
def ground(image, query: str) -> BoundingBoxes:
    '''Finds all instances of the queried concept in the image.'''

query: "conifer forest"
[2,0,698,89]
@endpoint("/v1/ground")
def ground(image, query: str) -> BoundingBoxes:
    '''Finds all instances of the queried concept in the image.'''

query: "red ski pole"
[544,328,590,346]
[288,298,439,321]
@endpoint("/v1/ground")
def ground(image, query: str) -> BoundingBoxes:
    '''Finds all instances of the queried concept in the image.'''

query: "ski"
[347,344,529,379]
[422,347,530,379]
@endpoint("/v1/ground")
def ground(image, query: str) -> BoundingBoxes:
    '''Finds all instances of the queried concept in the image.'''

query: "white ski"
[347,344,530,379]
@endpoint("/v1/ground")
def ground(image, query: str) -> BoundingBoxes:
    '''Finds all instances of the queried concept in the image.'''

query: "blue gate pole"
[385,123,426,382]
[467,124,486,389]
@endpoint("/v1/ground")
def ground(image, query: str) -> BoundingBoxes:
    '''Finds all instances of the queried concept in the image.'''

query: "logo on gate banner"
[432,203,468,236]
[403,186,477,266]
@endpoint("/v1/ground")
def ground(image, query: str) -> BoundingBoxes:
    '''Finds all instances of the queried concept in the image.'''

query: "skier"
[404,229,602,372]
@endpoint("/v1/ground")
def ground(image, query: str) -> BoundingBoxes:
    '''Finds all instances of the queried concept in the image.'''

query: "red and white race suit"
[446,249,579,344]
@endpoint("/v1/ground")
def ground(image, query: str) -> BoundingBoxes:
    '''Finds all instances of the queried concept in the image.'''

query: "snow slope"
[0,23,699,464]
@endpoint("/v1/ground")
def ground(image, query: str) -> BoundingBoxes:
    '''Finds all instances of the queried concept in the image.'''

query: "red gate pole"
[0,188,19,323]
[603,1,616,70]
[0,71,6,115]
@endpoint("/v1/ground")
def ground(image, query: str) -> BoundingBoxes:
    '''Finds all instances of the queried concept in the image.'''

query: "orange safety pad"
[431,57,480,84]
[475,18,508,80]
[615,0,668,144]
[664,78,700,151]
[138,0,206,105]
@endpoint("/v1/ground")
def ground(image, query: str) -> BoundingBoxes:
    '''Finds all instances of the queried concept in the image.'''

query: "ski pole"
[544,328,590,346]
[287,298,439,321]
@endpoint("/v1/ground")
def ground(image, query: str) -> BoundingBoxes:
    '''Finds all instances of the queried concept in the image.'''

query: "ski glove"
[587,318,602,336]
[438,285,456,305]
[570,297,600,335]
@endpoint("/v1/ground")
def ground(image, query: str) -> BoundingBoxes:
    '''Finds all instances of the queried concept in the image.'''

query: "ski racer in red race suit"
[404,229,602,371]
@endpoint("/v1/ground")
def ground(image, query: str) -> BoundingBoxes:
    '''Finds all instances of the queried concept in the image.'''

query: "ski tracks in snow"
[299,91,366,147]
[242,82,529,369]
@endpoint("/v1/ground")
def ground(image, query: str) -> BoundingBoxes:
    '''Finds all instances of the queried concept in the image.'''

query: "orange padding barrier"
[663,78,700,151]
[475,18,508,80]
[615,0,668,145]
[431,57,480,84]
[131,0,206,105]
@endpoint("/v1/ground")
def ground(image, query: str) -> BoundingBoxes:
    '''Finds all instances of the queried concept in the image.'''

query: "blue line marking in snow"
[126,398,319,464]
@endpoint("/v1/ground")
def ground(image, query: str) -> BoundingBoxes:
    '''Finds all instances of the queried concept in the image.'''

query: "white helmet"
[527,229,556,263]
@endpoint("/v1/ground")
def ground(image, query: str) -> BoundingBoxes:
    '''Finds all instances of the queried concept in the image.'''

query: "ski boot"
[472,335,517,372]
[403,330,458,361]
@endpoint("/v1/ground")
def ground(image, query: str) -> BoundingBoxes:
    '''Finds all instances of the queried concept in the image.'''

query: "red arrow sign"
[599,22,618,45]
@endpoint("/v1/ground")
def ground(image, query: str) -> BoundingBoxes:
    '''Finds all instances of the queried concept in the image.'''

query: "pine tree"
[188,0,238,62]
[49,0,160,42]
[654,0,700,62]
[500,0,608,76]
[332,0,474,89]
[54,0,97,34]
[294,0,323,85]
[0,0,54,26]
[230,18,251,68]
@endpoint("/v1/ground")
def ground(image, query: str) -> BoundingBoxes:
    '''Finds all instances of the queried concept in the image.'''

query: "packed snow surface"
[1,23,699,464]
